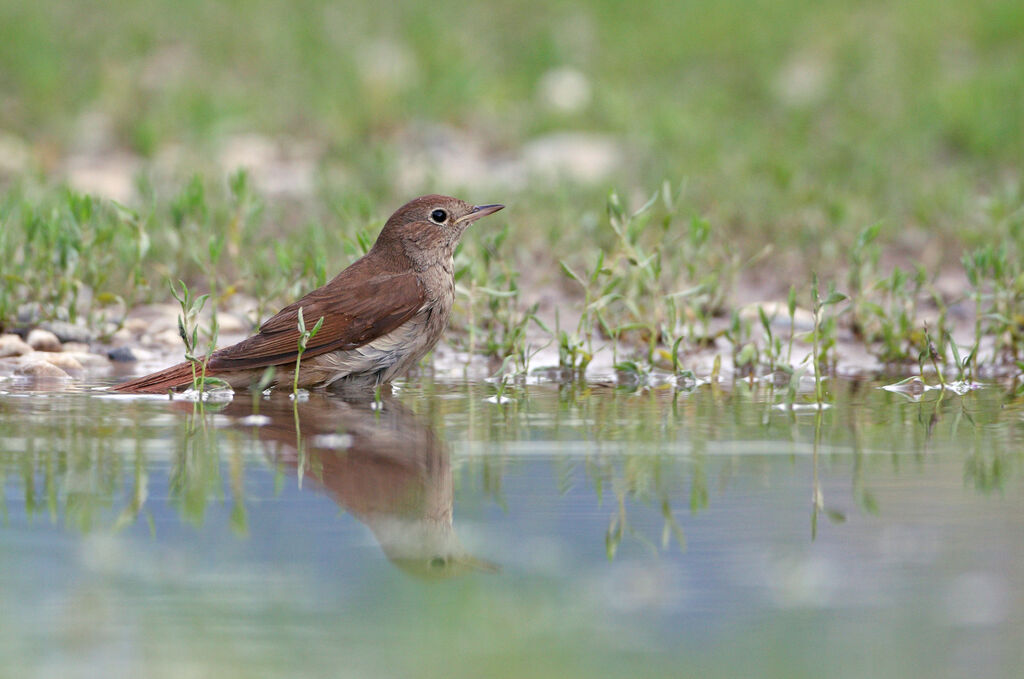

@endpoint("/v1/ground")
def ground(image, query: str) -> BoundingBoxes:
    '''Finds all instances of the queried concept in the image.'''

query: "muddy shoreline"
[0,287,1013,391]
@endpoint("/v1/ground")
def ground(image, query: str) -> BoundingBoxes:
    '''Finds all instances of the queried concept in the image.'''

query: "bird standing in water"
[114,195,504,393]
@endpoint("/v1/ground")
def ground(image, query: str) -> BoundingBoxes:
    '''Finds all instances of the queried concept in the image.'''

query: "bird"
[113,195,504,393]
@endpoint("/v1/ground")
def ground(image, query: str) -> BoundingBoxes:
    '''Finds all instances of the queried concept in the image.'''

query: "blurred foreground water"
[1,378,1022,679]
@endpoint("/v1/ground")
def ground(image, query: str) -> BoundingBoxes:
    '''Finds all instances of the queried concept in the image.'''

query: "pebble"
[107,346,137,362]
[0,334,33,358]
[0,131,32,176]
[61,352,110,368]
[394,123,622,192]
[63,152,141,204]
[32,352,84,372]
[15,360,71,379]
[215,313,247,334]
[122,304,180,335]
[520,133,621,184]
[39,321,93,344]
[16,305,38,324]
[152,328,184,349]
[26,328,62,352]
[537,67,592,113]
[62,342,91,354]
[110,328,136,345]
[122,318,151,335]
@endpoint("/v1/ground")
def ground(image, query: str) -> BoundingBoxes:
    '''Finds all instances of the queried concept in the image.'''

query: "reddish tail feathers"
[112,361,207,393]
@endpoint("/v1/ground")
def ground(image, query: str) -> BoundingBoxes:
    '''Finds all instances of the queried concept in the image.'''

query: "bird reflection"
[217,393,497,578]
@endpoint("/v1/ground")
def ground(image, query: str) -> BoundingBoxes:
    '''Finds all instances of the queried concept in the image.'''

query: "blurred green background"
[1,0,1023,344]
[3,0,1021,224]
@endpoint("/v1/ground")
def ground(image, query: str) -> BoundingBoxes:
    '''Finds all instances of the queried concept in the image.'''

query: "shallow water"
[1,377,1022,679]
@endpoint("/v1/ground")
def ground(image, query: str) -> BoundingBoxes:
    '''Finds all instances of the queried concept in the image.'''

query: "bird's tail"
[112,360,206,393]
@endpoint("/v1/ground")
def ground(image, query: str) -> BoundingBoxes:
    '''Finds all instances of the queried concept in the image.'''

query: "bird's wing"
[208,268,425,371]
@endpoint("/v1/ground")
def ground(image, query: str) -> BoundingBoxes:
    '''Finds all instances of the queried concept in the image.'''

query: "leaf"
[861,490,879,515]
[671,336,685,372]
[668,284,707,298]
[856,221,882,249]
[614,322,651,334]
[530,315,552,334]
[201,377,232,390]
[589,292,622,311]
[632,190,659,218]
[253,366,277,392]
[862,301,886,317]
[477,287,518,298]
[170,279,188,305]
[589,250,606,284]
[615,361,641,374]
[949,337,963,367]
[825,509,847,524]
[559,260,585,287]
[824,291,848,306]
[737,343,759,366]
[191,293,209,316]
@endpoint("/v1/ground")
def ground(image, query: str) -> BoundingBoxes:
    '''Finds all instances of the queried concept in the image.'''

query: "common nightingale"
[114,195,504,393]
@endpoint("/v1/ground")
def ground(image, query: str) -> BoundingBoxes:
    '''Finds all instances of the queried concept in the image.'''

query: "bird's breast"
[310,300,450,387]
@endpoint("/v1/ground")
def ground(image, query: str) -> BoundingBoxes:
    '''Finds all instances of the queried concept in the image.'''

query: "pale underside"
[218,304,444,392]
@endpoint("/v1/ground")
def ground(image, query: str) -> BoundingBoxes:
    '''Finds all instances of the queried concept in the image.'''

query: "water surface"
[1,378,1022,678]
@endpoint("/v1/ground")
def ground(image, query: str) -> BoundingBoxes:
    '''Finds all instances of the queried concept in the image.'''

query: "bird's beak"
[457,203,504,225]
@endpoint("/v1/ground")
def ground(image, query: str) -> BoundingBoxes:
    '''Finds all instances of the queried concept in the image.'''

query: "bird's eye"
[429,209,448,224]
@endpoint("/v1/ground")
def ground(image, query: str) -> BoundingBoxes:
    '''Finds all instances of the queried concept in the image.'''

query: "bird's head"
[375,194,504,267]
[369,516,501,580]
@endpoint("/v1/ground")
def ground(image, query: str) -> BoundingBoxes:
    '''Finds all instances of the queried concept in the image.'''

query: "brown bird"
[114,195,504,393]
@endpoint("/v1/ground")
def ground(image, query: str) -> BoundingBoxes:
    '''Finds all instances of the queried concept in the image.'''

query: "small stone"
[39,321,93,344]
[15,360,70,379]
[151,328,184,348]
[773,51,830,107]
[521,133,621,184]
[60,352,110,368]
[63,152,141,204]
[0,132,32,176]
[110,328,135,345]
[16,305,39,324]
[27,328,62,352]
[35,353,84,372]
[214,313,247,334]
[537,67,592,113]
[61,342,91,354]
[122,304,180,335]
[107,346,137,362]
[123,318,151,335]
[355,39,417,92]
[0,334,33,358]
